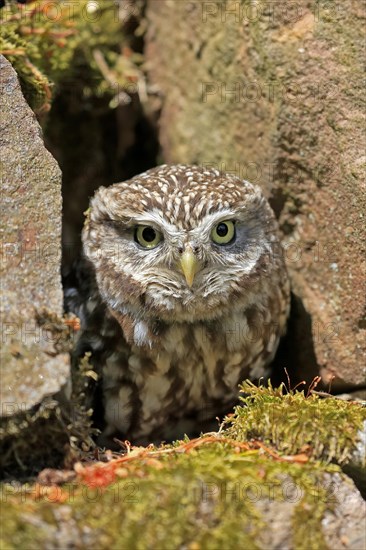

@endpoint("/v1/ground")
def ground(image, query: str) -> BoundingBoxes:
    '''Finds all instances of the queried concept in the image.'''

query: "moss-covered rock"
[1,384,365,549]
[224,381,366,465]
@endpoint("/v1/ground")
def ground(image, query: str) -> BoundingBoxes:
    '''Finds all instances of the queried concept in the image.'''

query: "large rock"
[144,0,366,389]
[0,55,70,469]
[1,465,365,549]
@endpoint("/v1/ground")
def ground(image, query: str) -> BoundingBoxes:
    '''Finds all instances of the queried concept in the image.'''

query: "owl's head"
[83,165,283,325]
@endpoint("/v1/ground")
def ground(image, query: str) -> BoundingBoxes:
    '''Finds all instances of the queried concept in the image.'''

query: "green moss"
[1,443,340,549]
[223,381,366,464]
[0,1,142,113]
[0,501,44,550]
[2,382,364,548]
[292,495,330,550]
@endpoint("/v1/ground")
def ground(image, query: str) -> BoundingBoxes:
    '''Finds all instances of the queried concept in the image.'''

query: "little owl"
[66,165,290,445]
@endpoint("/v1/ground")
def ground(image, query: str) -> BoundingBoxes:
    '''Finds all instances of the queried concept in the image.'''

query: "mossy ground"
[0,444,337,550]
[1,383,364,549]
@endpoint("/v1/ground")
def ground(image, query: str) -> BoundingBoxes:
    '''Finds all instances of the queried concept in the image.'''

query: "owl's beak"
[179,246,200,287]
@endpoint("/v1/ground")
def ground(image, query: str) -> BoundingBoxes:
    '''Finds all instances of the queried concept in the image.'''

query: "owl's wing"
[64,255,126,431]
[63,256,94,324]
[64,255,120,358]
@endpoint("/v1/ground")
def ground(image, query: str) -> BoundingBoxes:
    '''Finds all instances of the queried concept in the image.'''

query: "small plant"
[0,0,144,113]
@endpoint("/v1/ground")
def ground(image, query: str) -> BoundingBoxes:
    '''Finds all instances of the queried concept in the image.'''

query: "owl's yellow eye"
[135,225,162,248]
[211,220,236,245]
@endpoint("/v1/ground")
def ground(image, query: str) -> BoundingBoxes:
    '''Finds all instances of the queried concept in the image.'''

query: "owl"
[66,165,290,445]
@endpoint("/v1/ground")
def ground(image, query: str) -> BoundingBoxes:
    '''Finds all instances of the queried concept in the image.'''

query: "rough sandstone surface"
[145,0,366,389]
[0,55,70,418]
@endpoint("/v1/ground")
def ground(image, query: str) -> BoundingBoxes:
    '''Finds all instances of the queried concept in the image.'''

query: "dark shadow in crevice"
[342,464,366,500]
[268,185,287,221]
[271,291,324,391]
[45,84,160,274]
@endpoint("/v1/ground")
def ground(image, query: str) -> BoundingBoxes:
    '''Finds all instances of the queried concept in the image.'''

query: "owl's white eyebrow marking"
[191,208,238,235]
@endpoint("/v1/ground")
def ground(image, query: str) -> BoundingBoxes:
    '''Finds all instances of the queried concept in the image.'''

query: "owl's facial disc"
[131,216,240,290]
[83,164,284,323]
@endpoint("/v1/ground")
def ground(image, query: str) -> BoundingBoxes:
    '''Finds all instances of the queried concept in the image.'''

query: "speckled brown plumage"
[66,165,290,445]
